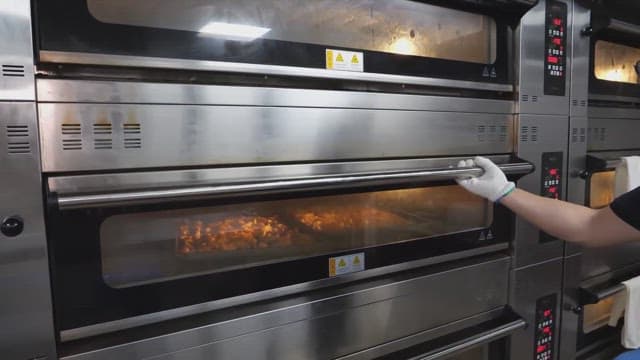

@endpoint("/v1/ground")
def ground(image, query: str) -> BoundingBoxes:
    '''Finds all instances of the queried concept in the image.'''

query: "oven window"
[583,296,617,334]
[589,171,615,209]
[594,41,640,84]
[86,0,497,63]
[100,186,490,288]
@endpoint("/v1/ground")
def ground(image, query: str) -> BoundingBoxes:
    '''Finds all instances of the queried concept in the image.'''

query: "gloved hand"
[456,156,516,202]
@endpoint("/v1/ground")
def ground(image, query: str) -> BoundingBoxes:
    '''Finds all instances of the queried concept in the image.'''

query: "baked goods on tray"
[177,215,293,255]
[293,206,408,232]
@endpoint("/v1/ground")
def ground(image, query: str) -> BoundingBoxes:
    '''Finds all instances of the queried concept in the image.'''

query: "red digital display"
[544,309,552,317]
[549,169,558,176]
[537,345,547,353]
[553,38,562,46]
[547,56,559,64]
[549,187,557,194]
[553,18,562,26]
[543,327,551,334]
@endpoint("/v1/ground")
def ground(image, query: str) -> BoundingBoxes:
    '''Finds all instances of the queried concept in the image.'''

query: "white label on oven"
[326,49,364,72]
[329,252,365,277]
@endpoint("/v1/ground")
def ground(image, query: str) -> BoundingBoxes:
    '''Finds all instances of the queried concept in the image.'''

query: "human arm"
[457,157,640,247]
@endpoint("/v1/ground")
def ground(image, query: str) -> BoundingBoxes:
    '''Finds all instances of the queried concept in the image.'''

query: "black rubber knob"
[1,216,24,237]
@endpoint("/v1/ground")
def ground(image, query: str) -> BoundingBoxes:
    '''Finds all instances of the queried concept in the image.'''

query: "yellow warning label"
[329,258,336,277]
[338,258,347,267]
[353,256,360,265]
[328,253,365,277]
[325,49,363,72]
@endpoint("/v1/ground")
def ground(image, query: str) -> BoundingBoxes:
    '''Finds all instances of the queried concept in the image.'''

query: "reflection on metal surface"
[589,171,615,209]
[595,41,640,84]
[87,0,496,63]
[198,22,270,41]
[100,186,490,288]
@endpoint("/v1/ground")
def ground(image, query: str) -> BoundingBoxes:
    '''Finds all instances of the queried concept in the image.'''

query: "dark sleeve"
[610,187,640,231]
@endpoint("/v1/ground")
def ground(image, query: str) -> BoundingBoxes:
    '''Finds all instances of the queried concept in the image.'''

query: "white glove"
[456,156,515,202]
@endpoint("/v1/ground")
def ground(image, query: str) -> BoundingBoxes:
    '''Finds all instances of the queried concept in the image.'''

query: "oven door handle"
[54,161,534,210]
[579,283,626,306]
[411,318,526,360]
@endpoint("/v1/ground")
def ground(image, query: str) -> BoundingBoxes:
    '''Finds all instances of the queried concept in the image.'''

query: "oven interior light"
[389,37,417,56]
[199,22,271,41]
[601,68,627,82]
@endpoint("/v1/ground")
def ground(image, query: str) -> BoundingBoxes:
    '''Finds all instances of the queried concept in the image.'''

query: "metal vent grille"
[93,123,112,135]
[531,126,538,142]
[571,127,578,143]
[477,125,486,142]
[520,126,529,142]
[62,139,82,151]
[580,128,586,143]
[580,100,587,107]
[1,64,25,77]
[94,139,113,150]
[522,94,529,102]
[499,125,507,142]
[61,124,81,135]
[123,123,142,149]
[123,123,141,134]
[598,127,606,141]
[124,138,142,149]
[572,100,578,107]
[6,125,31,154]
[531,96,539,103]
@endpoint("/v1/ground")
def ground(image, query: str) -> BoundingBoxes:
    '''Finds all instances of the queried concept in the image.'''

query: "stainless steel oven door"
[32,0,532,92]
[46,156,532,340]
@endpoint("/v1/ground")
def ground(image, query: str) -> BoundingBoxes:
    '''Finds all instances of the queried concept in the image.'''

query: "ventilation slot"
[571,128,578,143]
[61,124,81,135]
[123,123,141,134]
[1,64,25,77]
[599,128,606,142]
[572,100,578,107]
[580,100,587,107]
[521,95,529,102]
[93,123,112,135]
[7,141,30,154]
[6,125,28,137]
[531,126,539,142]
[62,139,82,151]
[477,125,486,142]
[531,96,539,103]
[94,139,113,150]
[499,126,507,142]
[580,128,586,143]
[124,138,142,149]
[520,126,529,142]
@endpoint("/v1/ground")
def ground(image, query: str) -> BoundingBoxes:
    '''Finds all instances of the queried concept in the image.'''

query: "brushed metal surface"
[566,116,588,256]
[38,103,515,173]
[61,256,510,360]
[588,118,640,151]
[0,103,56,359]
[509,258,564,360]
[559,254,581,360]
[516,0,571,116]
[514,114,568,268]
[39,51,514,93]
[588,104,640,120]
[36,79,515,114]
[53,160,533,210]
[581,243,640,281]
[0,0,35,101]
[569,2,590,118]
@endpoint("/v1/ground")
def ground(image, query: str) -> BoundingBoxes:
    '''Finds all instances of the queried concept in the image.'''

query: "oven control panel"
[544,0,567,96]
[540,152,563,243]
[534,294,557,360]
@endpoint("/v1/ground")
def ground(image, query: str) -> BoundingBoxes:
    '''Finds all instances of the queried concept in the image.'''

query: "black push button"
[1,216,24,237]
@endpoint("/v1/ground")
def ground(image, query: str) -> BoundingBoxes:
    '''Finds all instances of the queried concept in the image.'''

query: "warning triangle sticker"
[353,256,360,265]
[482,66,490,77]
[338,258,347,267]
[336,53,344,62]
[486,230,494,239]
[351,54,359,64]
[478,232,486,241]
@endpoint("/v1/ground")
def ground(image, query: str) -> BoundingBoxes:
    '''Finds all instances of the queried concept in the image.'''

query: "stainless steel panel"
[39,51,514,93]
[509,258,564,360]
[61,256,510,360]
[581,244,640,280]
[38,103,515,172]
[559,253,581,360]
[566,116,587,256]
[52,159,533,210]
[514,115,568,267]
[0,103,56,359]
[0,0,35,101]
[588,104,640,120]
[516,0,571,116]
[588,118,640,151]
[36,79,515,114]
[608,19,640,37]
[569,2,590,117]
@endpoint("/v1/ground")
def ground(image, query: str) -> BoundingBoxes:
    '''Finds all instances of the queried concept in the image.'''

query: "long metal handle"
[411,318,527,360]
[56,162,533,210]
[579,283,626,305]
[609,19,640,37]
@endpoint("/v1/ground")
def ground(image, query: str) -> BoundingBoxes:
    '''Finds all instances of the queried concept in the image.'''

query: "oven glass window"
[589,171,615,209]
[594,41,640,84]
[583,296,618,334]
[86,0,497,63]
[100,186,491,288]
